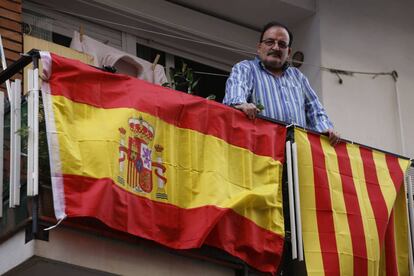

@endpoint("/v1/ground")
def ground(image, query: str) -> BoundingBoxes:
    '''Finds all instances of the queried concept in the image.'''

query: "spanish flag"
[295,128,411,275]
[40,52,286,274]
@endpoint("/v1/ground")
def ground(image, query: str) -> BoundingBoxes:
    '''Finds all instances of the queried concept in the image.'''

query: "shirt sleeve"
[301,74,334,132]
[223,61,253,106]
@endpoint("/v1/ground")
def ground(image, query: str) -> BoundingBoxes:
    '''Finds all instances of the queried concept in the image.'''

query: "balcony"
[0,49,413,276]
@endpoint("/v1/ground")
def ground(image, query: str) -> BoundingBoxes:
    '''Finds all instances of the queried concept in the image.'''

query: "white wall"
[291,13,323,94]
[317,0,414,157]
[0,231,35,275]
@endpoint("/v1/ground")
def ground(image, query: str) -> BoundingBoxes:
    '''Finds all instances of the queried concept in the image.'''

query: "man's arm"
[301,74,333,131]
[301,74,341,145]
[223,62,259,119]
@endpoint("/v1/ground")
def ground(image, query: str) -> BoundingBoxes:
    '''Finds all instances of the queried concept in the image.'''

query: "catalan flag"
[295,128,411,276]
[40,52,286,274]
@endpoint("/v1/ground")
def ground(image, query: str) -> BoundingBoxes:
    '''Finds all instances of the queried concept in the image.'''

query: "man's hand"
[326,128,341,146]
[234,103,260,120]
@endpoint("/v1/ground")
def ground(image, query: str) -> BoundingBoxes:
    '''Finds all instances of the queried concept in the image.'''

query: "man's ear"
[288,47,292,57]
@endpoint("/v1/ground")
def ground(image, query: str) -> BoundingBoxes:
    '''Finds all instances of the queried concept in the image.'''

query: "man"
[223,21,340,145]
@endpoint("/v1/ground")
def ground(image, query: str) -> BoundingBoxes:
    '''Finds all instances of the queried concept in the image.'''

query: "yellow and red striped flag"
[40,52,286,274]
[295,128,411,276]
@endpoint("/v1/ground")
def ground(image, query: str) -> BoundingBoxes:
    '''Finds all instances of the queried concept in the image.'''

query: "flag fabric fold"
[295,128,411,276]
[40,52,286,274]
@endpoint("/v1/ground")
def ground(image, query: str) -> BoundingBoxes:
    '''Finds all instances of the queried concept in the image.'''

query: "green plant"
[256,100,265,112]
[162,62,218,101]
[163,62,199,94]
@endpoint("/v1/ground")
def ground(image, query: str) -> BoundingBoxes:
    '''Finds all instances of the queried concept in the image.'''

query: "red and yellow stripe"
[295,128,410,276]
[44,54,286,274]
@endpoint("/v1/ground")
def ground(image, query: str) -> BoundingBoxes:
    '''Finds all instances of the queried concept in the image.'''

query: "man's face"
[257,26,291,72]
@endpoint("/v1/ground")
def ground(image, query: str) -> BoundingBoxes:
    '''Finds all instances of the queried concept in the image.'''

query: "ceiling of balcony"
[165,0,316,30]
[24,0,316,69]
[28,0,316,32]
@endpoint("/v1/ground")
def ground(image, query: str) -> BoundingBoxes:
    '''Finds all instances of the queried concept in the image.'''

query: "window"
[174,56,227,102]
[136,43,227,102]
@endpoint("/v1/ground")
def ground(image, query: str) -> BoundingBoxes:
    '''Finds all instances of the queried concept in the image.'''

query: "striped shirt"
[223,57,333,132]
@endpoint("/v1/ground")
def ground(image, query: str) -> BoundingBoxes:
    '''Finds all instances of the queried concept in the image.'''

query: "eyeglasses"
[261,39,289,49]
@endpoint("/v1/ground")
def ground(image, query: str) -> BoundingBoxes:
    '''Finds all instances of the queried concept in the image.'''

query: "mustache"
[267,50,282,57]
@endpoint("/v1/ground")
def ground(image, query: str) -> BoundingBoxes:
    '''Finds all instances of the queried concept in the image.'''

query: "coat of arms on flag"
[118,117,167,199]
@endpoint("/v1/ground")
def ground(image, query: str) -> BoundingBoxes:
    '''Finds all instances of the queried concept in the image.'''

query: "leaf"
[191,79,199,90]
[187,70,193,82]
[15,127,29,138]
[256,103,265,111]
[206,94,216,100]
